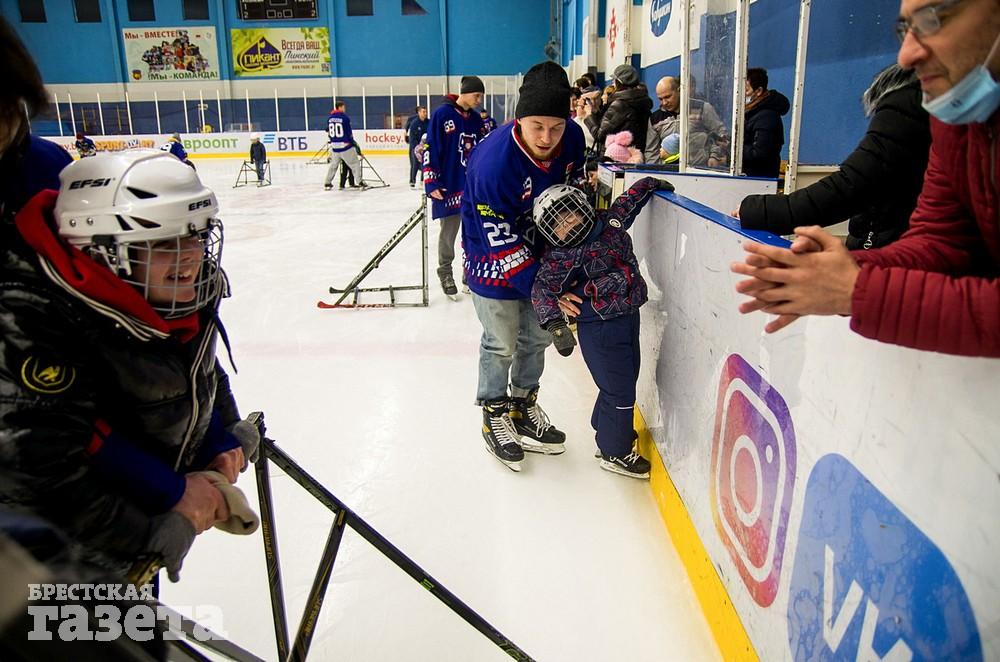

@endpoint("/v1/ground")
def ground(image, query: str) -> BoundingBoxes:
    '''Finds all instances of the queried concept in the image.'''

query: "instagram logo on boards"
[710,354,797,607]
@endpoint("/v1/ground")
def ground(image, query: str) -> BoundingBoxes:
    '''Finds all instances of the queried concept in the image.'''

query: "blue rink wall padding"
[630,192,998,661]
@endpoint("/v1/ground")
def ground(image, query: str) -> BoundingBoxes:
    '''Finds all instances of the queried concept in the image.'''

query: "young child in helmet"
[530,176,673,478]
[0,150,258,583]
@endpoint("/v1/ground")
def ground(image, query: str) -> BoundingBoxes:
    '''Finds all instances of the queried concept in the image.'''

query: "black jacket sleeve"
[740,85,930,236]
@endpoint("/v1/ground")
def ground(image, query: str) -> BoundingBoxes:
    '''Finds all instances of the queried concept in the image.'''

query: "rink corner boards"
[635,408,759,662]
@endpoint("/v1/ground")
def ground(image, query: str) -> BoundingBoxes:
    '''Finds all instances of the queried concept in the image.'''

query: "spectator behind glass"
[742,67,790,178]
[0,17,72,220]
[586,65,653,153]
[737,65,930,250]
[730,0,1000,357]
[644,76,729,167]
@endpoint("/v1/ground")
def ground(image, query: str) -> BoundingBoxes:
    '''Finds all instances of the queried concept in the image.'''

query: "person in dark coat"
[249,133,267,185]
[587,64,653,153]
[737,65,930,249]
[742,68,790,178]
[1,151,260,585]
[406,105,429,188]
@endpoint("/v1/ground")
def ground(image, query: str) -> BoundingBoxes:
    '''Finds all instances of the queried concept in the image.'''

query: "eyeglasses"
[894,0,969,43]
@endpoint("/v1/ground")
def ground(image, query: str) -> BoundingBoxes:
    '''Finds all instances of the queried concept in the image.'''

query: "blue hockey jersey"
[161,138,188,161]
[327,111,357,153]
[423,97,485,219]
[461,120,586,300]
[1,134,72,218]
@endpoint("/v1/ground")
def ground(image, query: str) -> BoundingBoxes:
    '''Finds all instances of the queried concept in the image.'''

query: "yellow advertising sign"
[231,27,331,77]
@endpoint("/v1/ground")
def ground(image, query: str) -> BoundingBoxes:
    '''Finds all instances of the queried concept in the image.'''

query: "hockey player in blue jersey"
[424,76,487,298]
[74,132,97,157]
[461,61,586,471]
[323,101,367,191]
[161,132,195,169]
[479,109,498,135]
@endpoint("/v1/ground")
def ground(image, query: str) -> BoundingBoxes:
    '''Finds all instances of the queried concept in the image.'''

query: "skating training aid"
[233,160,271,188]
[248,412,538,662]
[359,154,390,189]
[306,143,332,164]
[317,196,429,309]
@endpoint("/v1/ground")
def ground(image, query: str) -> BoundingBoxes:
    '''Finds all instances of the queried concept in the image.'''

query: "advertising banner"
[123,27,220,82]
[48,131,408,158]
[231,27,331,77]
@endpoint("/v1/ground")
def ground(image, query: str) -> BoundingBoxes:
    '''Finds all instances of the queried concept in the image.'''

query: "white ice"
[160,155,720,662]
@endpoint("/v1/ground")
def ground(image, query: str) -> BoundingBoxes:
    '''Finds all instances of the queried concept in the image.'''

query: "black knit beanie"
[515,61,571,119]
[460,75,485,94]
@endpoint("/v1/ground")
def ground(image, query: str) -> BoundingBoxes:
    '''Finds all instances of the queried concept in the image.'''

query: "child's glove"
[657,178,675,191]
[544,319,577,357]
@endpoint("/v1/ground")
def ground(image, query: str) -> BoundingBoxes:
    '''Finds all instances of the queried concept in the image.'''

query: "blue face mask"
[922,33,1000,125]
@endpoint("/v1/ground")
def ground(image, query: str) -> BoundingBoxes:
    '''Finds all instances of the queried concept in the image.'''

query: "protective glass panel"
[685,0,736,171]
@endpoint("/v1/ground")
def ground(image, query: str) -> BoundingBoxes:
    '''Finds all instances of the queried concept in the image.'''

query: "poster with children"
[123,27,220,81]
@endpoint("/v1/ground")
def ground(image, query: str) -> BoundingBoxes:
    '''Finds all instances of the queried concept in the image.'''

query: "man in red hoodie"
[731,0,1000,358]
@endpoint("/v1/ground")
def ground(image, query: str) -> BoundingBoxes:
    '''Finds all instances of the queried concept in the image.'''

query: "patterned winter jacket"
[532,177,664,325]
[0,191,242,575]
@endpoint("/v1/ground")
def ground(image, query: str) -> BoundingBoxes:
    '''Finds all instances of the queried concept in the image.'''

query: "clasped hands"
[729,226,861,334]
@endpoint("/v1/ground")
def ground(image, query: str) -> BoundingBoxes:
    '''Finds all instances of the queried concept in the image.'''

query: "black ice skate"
[482,400,524,471]
[509,389,565,455]
[440,273,459,300]
[599,450,651,479]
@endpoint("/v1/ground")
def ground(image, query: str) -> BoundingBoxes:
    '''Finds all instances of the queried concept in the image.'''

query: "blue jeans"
[472,294,551,404]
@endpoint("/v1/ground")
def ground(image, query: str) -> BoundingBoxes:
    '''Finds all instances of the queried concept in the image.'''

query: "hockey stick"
[316,301,398,309]
[251,413,536,662]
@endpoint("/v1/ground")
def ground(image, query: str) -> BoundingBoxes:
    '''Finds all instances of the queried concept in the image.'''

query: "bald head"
[656,76,680,112]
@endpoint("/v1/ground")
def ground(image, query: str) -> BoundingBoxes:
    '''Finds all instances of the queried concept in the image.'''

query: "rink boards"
[630,189,999,661]
[46,130,409,159]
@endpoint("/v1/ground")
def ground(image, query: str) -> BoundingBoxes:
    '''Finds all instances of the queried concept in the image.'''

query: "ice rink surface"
[160,155,720,662]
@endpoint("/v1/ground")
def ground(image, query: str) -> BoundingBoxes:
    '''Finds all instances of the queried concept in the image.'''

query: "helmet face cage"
[534,185,595,248]
[89,219,224,319]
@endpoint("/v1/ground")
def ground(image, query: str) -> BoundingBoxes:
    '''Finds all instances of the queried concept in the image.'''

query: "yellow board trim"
[635,407,759,662]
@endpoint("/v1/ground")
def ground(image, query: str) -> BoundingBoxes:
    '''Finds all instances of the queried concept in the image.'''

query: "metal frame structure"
[249,413,537,662]
[784,0,812,194]
[233,160,272,188]
[317,196,429,309]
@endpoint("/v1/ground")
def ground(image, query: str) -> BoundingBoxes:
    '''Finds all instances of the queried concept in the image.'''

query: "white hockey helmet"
[53,150,224,318]
[532,184,595,248]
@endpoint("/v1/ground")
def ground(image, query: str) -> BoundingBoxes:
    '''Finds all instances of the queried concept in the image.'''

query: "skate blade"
[598,460,649,480]
[446,293,459,301]
[519,439,565,455]
[484,444,522,472]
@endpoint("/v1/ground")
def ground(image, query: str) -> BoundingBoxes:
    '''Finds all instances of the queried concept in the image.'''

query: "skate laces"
[527,402,552,432]
[623,450,642,464]
[490,412,520,447]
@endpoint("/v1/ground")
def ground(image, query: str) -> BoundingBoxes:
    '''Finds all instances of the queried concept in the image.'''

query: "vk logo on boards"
[787,454,982,661]
[711,354,796,607]
[650,0,672,37]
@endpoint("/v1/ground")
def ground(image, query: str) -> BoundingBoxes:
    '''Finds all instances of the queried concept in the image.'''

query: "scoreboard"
[237,0,318,20]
